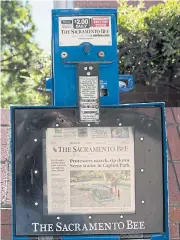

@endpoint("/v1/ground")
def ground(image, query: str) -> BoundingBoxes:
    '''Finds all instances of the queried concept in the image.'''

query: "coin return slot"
[100,88,108,97]
[119,79,128,89]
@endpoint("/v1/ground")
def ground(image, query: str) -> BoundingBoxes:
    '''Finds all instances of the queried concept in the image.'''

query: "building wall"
[73,0,162,9]
[74,0,118,8]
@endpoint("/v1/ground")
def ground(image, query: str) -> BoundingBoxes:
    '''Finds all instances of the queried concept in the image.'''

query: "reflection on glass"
[44,127,135,215]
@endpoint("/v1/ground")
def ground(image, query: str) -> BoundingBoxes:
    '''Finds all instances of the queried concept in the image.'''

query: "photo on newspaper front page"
[44,127,135,215]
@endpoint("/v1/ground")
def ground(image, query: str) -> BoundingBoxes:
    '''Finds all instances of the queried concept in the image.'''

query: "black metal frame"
[12,106,164,236]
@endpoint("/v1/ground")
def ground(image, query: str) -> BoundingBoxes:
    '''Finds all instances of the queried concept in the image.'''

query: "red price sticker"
[92,17,109,27]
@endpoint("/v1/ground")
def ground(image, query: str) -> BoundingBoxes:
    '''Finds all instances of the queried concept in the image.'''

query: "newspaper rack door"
[11,103,168,239]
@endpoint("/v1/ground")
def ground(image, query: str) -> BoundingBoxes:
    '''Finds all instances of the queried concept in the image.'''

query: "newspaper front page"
[45,127,135,214]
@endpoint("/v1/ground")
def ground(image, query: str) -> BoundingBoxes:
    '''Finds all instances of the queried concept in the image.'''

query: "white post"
[53,0,74,8]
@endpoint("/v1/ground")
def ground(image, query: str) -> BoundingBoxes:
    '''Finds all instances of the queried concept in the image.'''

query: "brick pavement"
[1,108,180,239]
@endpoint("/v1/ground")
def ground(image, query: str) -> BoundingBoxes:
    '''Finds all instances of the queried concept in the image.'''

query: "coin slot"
[119,79,128,89]
[100,88,108,96]
[31,169,34,184]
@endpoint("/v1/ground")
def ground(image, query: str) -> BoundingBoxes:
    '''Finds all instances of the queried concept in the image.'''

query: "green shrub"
[117,0,180,89]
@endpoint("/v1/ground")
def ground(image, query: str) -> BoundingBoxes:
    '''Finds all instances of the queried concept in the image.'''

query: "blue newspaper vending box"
[11,8,169,240]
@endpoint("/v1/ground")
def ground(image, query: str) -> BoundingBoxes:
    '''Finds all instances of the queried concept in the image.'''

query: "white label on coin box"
[59,16,112,46]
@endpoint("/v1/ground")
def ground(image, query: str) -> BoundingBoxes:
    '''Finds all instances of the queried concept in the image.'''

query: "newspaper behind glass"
[45,127,135,214]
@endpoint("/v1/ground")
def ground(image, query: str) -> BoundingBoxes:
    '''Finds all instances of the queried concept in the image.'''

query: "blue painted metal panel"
[52,8,119,107]
[62,235,120,240]
[151,234,168,240]
[46,78,53,91]
[119,74,135,92]
[161,104,170,240]
[52,8,117,19]
[10,106,15,240]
